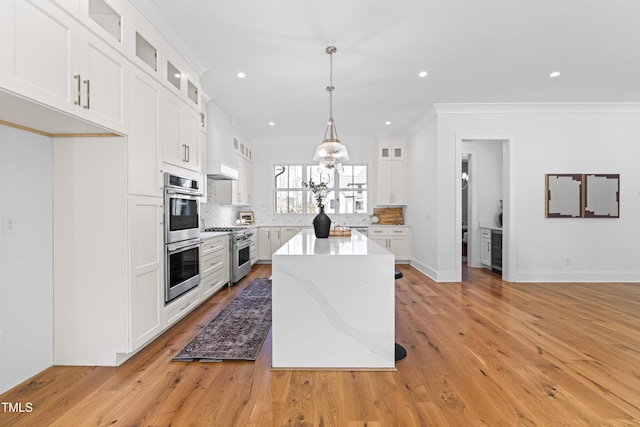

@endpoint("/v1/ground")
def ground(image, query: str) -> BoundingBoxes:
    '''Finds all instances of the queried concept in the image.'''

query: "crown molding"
[432,103,640,114]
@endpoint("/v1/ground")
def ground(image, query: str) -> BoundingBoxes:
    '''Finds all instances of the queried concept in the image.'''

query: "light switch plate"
[2,215,17,234]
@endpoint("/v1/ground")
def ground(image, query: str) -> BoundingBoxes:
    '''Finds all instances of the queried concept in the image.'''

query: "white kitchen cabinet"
[52,0,130,57]
[258,227,301,261]
[0,0,128,134]
[129,195,163,351]
[376,141,407,205]
[480,228,492,267]
[161,91,201,173]
[0,0,80,117]
[53,136,129,366]
[236,155,253,205]
[200,235,229,299]
[77,28,128,133]
[132,25,159,76]
[280,227,300,244]
[258,227,280,261]
[250,234,258,265]
[128,66,161,196]
[369,226,411,262]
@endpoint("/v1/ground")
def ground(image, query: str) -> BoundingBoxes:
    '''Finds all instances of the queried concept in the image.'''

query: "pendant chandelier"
[313,46,349,172]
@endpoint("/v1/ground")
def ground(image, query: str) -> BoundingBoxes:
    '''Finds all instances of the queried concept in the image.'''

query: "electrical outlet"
[2,215,17,234]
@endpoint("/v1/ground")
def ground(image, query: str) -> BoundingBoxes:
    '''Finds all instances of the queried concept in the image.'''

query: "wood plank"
[1,263,639,426]
[373,207,404,225]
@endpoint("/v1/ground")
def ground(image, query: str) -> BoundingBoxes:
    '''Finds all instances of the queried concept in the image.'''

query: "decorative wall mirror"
[545,174,582,218]
[584,174,620,218]
[545,173,620,218]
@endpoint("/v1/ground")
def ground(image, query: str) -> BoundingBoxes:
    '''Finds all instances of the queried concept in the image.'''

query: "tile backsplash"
[200,177,241,228]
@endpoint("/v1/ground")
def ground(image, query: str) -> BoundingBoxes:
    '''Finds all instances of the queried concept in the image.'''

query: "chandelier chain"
[328,48,334,120]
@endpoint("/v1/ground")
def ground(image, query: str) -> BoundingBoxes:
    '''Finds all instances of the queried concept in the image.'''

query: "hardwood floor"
[2,263,639,426]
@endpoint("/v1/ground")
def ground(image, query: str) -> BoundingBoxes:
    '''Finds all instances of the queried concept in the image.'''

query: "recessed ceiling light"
[268,121,275,126]
[549,71,561,78]
[385,121,392,125]
[237,72,246,79]
[174,73,181,78]
[418,70,428,78]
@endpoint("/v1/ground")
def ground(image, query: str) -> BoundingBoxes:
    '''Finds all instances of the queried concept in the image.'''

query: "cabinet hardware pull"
[74,75,81,105]
[83,79,90,109]
[186,145,190,162]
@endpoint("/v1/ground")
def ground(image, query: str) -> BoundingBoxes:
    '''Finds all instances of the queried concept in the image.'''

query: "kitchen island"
[271,229,395,369]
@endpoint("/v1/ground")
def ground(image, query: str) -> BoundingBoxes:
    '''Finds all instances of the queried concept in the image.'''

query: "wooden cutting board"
[374,207,404,225]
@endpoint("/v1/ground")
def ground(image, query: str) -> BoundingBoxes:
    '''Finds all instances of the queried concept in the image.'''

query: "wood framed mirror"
[545,174,583,218]
[584,174,620,218]
[545,173,620,218]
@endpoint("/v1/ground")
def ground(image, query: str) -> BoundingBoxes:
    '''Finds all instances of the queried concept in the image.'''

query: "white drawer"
[388,228,409,236]
[165,290,199,326]
[480,229,492,238]
[369,227,410,236]
[201,250,225,278]
[201,237,227,256]
[369,228,387,236]
[201,264,227,293]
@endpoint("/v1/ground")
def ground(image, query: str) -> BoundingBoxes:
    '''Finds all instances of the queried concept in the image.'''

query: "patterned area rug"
[173,278,272,362]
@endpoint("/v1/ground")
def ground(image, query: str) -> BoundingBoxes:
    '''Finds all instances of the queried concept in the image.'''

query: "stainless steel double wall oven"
[164,173,201,304]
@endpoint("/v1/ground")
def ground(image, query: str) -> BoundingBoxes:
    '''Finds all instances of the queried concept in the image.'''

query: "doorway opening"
[456,137,511,282]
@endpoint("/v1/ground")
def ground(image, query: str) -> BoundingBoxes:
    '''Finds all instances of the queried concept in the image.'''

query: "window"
[274,165,303,213]
[274,164,368,214]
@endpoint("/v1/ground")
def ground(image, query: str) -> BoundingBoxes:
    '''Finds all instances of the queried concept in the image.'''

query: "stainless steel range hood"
[207,162,238,180]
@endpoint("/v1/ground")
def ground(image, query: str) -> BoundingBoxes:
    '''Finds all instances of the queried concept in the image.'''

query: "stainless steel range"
[204,226,255,283]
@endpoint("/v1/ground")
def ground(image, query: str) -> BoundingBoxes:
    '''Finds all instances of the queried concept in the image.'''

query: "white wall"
[408,104,640,282]
[406,114,439,277]
[0,125,53,394]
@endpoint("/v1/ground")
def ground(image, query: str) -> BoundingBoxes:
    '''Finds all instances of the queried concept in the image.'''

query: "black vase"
[313,206,331,238]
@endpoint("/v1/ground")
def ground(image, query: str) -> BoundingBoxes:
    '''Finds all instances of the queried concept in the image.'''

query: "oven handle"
[234,239,252,250]
[165,189,202,197]
[167,239,201,253]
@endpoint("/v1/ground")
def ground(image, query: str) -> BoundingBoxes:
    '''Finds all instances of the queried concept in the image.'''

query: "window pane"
[289,166,303,188]
[336,190,368,214]
[307,165,334,188]
[275,165,303,189]
[339,165,367,190]
[276,190,303,213]
[275,165,287,188]
[325,191,336,214]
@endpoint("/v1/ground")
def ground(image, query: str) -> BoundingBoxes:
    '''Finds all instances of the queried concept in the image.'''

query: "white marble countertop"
[479,222,502,231]
[274,228,392,257]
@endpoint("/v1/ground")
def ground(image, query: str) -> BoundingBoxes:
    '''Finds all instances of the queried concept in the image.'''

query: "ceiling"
[130,0,640,142]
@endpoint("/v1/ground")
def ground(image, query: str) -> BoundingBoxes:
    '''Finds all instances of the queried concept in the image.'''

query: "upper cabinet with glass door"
[53,0,131,57]
[377,140,407,206]
[162,51,200,112]
[378,142,406,161]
